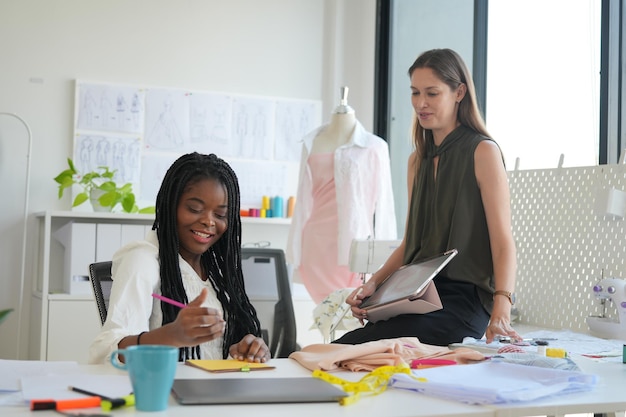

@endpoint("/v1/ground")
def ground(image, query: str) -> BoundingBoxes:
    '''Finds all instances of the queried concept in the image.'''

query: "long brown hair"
[408,48,490,164]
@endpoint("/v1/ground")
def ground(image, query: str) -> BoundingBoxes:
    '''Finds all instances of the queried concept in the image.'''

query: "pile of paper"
[389,361,596,405]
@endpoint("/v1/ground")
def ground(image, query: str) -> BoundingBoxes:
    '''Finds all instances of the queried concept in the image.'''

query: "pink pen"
[152,293,186,309]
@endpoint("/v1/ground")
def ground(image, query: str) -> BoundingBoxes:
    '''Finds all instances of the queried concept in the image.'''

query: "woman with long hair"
[336,49,521,346]
[90,152,269,363]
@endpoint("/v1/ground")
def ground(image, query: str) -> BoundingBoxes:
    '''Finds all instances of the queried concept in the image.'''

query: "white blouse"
[88,230,224,364]
[287,120,398,268]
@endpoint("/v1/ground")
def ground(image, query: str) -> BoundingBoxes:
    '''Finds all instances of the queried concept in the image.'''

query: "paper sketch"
[274,100,320,161]
[189,92,233,155]
[74,134,142,186]
[76,83,145,134]
[231,97,274,159]
[144,89,190,151]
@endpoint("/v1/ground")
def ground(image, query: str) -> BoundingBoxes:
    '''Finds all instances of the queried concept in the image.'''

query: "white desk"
[1,359,490,417]
[1,358,624,417]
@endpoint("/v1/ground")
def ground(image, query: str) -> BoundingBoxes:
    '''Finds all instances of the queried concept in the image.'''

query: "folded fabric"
[389,361,596,405]
[289,337,485,372]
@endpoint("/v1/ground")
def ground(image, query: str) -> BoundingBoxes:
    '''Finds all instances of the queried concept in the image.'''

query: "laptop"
[171,377,349,405]
[359,249,458,322]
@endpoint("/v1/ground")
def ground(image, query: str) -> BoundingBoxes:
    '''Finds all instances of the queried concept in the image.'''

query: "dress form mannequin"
[296,87,362,303]
[287,89,398,303]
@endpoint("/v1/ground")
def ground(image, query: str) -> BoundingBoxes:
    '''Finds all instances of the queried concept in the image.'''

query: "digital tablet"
[359,249,458,322]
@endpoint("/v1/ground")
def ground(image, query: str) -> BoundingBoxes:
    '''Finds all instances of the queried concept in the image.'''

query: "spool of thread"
[272,196,284,218]
[260,209,266,218]
[545,348,567,358]
[537,345,546,356]
[240,209,249,217]
[623,344,626,364]
[262,195,270,210]
[287,196,296,218]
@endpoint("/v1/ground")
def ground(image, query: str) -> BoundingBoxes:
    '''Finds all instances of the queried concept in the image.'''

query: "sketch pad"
[360,249,458,322]
[185,359,275,373]
[171,377,349,404]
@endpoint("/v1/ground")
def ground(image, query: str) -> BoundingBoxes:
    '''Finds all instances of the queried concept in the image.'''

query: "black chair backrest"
[88,261,113,325]
[241,248,298,358]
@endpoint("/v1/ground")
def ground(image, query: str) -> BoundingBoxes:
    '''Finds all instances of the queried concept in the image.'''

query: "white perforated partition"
[509,164,626,331]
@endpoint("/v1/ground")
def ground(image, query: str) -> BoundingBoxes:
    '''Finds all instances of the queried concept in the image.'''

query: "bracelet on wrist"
[137,331,147,345]
[493,290,514,305]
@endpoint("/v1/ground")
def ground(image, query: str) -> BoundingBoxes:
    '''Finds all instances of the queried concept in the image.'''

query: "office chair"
[241,248,298,358]
[88,261,113,325]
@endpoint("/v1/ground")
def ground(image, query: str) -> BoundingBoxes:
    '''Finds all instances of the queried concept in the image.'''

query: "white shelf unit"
[29,210,291,363]
[30,211,154,363]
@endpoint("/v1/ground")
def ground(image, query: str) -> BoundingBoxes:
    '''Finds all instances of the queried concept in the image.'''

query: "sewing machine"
[586,277,626,340]
[348,238,401,279]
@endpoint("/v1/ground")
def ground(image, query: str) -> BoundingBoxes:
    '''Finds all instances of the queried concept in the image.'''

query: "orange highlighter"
[30,396,101,411]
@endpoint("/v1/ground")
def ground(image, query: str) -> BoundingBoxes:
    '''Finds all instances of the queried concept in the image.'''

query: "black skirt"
[332,275,490,346]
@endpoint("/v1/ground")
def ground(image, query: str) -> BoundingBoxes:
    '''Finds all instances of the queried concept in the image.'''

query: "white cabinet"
[46,296,102,363]
[30,211,290,363]
[30,211,154,363]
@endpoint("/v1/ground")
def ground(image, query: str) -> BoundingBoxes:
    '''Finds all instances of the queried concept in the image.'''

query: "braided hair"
[153,152,261,360]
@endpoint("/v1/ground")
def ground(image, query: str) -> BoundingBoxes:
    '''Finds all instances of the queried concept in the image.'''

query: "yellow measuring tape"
[313,364,426,406]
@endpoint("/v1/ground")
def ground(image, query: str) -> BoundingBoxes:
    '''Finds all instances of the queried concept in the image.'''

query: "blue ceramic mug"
[110,345,178,411]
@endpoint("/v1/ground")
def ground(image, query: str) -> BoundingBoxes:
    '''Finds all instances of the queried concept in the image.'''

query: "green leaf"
[119,183,133,194]
[57,183,72,199]
[81,172,101,184]
[58,176,75,189]
[54,170,76,199]
[73,193,88,207]
[53,169,74,185]
[98,190,120,207]
[121,193,136,213]
[139,206,156,214]
[102,170,115,179]
[0,308,13,326]
[67,158,77,172]
[98,181,117,192]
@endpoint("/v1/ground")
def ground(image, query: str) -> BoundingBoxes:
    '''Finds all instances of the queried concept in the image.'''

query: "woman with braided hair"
[89,152,270,363]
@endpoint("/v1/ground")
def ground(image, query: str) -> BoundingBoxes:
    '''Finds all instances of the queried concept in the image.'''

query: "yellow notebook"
[186,359,275,373]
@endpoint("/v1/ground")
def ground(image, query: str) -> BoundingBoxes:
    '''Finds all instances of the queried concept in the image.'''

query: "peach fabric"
[289,337,485,372]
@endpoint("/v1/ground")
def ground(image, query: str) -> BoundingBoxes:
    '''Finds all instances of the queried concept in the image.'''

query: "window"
[378,1,607,233]
[486,0,601,170]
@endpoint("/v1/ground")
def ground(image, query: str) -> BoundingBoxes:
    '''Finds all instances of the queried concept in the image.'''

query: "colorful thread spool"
[287,196,296,218]
[262,196,270,211]
[272,196,284,218]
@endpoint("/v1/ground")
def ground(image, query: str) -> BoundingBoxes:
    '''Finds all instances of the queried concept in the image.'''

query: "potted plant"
[54,158,155,214]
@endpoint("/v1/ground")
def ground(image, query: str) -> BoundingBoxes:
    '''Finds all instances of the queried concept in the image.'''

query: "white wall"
[0,0,376,359]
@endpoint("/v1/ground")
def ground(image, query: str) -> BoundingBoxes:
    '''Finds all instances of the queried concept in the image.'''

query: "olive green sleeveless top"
[403,125,496,312]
